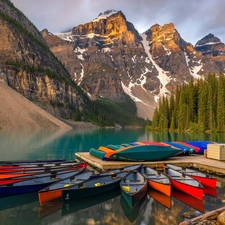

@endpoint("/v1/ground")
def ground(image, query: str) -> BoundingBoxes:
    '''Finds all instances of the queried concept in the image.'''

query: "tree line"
[151,73,225,133]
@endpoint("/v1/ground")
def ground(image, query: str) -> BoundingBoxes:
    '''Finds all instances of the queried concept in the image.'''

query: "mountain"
[1,3,225,128]
[195,33,225,56]
[42,10,225,120]
[0,0,89,122]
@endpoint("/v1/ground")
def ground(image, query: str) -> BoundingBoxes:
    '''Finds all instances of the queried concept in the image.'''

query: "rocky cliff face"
[0,0,87,118]
[43,10,225,119]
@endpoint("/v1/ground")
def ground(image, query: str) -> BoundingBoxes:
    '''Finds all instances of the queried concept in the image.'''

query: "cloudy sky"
[11,0,225,45]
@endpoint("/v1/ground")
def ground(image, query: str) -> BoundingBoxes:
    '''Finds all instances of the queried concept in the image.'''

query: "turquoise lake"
[0,128,225,225]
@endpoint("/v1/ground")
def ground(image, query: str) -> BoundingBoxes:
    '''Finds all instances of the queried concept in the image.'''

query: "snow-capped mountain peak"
[93,10,119,22]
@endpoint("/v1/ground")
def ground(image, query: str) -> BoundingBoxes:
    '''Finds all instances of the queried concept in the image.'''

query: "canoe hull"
[62,180,120,201]
[0,169,85,198]
[147,180,171,196]
[38,170,92,205]
[0,182,55,198]
[107,145,182,161]
[121,184,147,207]
[165,163,216,188]
[191,175,216,188]
[38,189,62,205]
[169,178,203,200]
[62,172,128,201]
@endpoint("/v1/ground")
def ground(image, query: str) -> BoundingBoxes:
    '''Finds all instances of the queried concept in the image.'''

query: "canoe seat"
[50,176,60,180]
[122,186,130,192]
[78,184,87,188]
[125,179,145,183]
[95,182,101,187]
[174,178,194,180]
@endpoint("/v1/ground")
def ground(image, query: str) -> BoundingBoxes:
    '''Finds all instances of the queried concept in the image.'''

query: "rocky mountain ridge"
[0,0,89,121]
[43,10,225,119]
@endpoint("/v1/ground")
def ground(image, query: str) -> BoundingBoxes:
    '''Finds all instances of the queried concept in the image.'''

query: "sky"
[11,0,225,45]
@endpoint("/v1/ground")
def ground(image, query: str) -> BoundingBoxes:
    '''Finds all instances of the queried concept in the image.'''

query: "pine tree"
[216,73,225,132]
[197,80,208,132]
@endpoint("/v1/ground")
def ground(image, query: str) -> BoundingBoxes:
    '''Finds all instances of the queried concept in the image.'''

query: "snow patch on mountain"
[184,52,202,79]
[195,42,221,47]
[93,10,119,22]
[78,63,84,85]
[55,32,74,42]
[140,33,171,100]
[121,82,143,102]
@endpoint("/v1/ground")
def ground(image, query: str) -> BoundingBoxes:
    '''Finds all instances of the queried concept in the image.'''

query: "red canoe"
[164,163,216,188]
[0,162,87,173]
[0,161,86,169]
[0,162,88,180]
[165,168,203,200]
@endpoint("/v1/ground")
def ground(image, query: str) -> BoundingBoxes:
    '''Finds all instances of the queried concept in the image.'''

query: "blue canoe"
[186,141,215,154]
[163,142,194,155]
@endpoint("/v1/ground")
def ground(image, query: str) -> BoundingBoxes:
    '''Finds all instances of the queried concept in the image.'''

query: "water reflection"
[1,130,225,161]
[120,195,149,223]
[0,128,147,161]
[0,185,224,225]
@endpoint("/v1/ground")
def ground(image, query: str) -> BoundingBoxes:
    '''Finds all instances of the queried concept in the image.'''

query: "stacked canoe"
[89,140,219,162]
[89,142,183,161]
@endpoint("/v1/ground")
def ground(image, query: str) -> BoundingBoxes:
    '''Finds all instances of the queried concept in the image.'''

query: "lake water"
[0,128,225,225]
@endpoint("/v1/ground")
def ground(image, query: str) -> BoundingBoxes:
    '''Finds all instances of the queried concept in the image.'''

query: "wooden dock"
[75,152,225,174]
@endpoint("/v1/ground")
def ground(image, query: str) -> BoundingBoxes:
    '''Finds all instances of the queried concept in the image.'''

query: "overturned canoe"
[163,142,194,155]
[186,141,214,154]
[103,145,183,161]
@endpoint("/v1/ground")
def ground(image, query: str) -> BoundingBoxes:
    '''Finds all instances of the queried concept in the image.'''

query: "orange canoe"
[141,165,171,196]
[38,171,93,205]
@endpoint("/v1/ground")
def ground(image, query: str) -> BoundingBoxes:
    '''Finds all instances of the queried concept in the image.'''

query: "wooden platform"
[75,152,225,174]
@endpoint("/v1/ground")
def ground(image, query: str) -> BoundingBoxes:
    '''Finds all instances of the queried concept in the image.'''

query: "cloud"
[11,0,225,45]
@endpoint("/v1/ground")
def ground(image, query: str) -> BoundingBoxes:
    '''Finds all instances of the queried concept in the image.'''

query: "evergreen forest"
[151,73,225,133]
